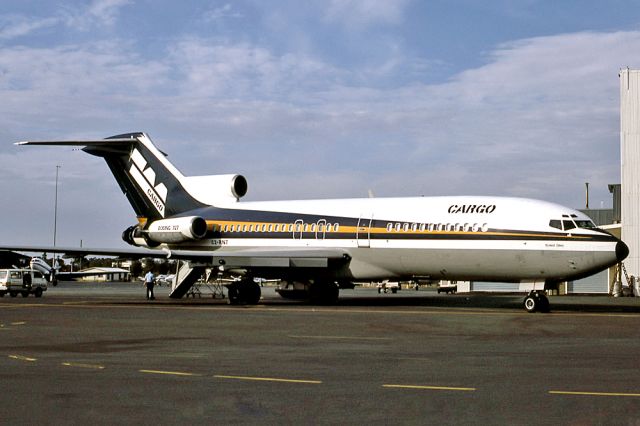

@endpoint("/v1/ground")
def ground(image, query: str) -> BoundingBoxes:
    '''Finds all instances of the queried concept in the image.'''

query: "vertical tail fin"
[17,132,205,220]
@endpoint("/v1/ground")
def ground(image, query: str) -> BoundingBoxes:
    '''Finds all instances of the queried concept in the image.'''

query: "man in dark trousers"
[144,270,155,300]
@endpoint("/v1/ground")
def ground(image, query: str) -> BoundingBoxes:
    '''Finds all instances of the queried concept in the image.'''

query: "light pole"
[53,165,61,246]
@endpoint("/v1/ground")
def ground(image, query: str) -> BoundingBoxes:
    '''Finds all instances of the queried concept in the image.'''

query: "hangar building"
[621,68,640,283]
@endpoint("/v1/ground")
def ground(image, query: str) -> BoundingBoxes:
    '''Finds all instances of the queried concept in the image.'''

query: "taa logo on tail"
[129,148,168,217]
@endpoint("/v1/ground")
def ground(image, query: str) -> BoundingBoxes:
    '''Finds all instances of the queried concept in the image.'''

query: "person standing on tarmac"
[144,270,155,300]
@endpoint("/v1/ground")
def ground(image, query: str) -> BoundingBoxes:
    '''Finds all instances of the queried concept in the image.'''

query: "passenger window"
[261,224,267,232]
[394,223,401,232]
[310,224,316,232]
[268,224,273,232]
[387,223,393,232]
[549,220,562,230]
[326,224,333,232]
[411,223,418,232]
[402,223,409,232]
[334,223,340,232]
[428,224,435,232]
[481,223,489,232]
[288,224,294,232]
[242,225,247,232]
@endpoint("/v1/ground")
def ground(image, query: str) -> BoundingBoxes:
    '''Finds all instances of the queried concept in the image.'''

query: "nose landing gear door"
[356,215,372,248]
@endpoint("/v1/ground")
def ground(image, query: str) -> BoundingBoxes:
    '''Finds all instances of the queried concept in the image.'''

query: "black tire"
[241,281,261,305]
[227,284,240,305]
[310,282,339,305]
[34,288,43,298]
[537,295,550,313]
[10,291,17,298]
[0,292,5,297]
[391,287,398,294]
[524,295,537,313]
[21,291,29,298]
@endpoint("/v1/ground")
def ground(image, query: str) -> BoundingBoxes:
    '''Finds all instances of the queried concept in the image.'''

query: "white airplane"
[2,132,628,312]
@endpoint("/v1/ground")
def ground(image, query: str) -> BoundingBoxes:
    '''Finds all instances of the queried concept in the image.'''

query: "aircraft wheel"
[524,295,537,313]
[310,282,339,305]
[227,284,240,305]
[227,280,261,305]
[537,294,550,313]
[241,280,261,305]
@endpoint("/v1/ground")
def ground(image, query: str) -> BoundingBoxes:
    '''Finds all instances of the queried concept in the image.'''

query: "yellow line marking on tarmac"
[383,384,476,392]
[7,300,640,319]
[214,374,322,384]
[62,362,105,370]
[288,335,392,341]
[8,354,37,362]
[549,390,640,397]
[139,369,201,377]
[10,321,26,325]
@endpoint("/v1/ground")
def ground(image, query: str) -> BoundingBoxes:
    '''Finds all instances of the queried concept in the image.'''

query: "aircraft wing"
[0,245,351,269]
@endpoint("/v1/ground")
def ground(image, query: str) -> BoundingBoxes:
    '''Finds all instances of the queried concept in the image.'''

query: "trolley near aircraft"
[2,133,628,312]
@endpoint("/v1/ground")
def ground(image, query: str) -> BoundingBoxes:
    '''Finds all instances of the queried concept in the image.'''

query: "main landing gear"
[523,291,550,313]
[226,279,261,305]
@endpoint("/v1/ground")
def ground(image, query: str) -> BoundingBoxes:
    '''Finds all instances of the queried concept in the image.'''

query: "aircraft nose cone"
[616,240,630,262]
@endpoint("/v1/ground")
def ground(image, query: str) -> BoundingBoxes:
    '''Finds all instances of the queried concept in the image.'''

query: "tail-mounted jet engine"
[122,216,208,247]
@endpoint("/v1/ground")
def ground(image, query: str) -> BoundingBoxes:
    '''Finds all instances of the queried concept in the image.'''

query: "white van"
[0,269,48,298]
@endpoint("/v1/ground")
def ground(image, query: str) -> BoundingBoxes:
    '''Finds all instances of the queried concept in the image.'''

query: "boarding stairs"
[169,261,206,298]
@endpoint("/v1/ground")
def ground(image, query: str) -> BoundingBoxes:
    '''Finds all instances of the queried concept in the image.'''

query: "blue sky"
[1,0,639,247]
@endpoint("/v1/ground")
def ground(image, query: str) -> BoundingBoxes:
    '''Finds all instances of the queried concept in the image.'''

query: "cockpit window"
[551,217,596,231]
[575,220,596,229]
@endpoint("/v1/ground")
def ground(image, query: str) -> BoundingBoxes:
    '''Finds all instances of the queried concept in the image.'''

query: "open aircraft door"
[356,215,372,248]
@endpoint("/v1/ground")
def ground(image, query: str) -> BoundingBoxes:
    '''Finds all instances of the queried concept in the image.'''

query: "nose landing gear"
[523,291,550,313]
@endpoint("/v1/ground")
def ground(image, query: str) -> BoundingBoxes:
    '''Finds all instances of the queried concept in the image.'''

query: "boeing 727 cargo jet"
[3,133,628,312]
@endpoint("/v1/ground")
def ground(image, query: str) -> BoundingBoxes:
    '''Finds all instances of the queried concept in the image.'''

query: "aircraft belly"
[347,240,619,282]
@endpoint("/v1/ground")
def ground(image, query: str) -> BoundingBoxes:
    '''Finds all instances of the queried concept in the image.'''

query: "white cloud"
[0,15,58,40]
[61,0,130,30]
[324,0,410,29]
[202,4,243,22]
[0,29,637,244]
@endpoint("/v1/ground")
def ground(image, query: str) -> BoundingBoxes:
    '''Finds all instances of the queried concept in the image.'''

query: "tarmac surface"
[3,282,640,425]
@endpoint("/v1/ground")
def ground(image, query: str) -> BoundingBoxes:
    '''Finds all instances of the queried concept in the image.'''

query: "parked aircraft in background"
[1,132,628,312]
